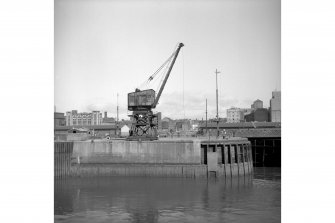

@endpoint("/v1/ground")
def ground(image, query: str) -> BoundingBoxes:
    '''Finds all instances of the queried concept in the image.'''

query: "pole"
[215,69,220,138]
[117,93,119,136]
[206,98,208,138]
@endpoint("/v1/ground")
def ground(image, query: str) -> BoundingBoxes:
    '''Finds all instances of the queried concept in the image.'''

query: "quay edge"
[54,138,253,179]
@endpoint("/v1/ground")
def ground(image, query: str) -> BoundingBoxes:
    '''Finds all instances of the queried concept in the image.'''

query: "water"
[55,168,280,223]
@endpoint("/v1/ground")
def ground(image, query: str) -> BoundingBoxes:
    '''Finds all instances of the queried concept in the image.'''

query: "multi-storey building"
[270,91,281,122]
[227,107,245,123]
[66,110,103,126]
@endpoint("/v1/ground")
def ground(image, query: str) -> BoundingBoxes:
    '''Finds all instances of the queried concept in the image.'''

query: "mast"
[206,98,208,136]
[117,93,119,134]
[215,69,220,138]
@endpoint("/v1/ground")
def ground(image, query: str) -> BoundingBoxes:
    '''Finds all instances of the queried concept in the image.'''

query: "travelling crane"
[127,43,184,140]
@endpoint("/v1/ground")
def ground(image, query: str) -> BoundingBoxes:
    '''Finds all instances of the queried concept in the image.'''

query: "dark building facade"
[244,112,254,122]
[161,121,169,130]
[254,108,269,122]
[244,108,269,122]
[54,112,66,126]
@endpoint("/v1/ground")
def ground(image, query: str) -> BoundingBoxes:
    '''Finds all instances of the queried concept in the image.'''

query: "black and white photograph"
[3,0,335,223]
[54,0,280,222]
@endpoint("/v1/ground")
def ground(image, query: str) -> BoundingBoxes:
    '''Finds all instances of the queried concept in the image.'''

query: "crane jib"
[152,42,184,108]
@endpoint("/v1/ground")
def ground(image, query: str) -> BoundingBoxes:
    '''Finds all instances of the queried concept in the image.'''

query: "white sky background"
[55,0,280,120]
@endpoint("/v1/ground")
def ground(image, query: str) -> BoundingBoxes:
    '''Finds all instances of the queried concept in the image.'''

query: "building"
[161,121,169,130]
[255,108,269,122]
[175,119,191,131]
[244,112,253,122]
[270,91,281,122]
[227,107,245,123]
[175,121,183,130]
[102,111,115,125]
[54,124,118,140]
[251,99,263,109]
[161,117,175,130]
[245,108,269,122]
[121,125,130,136]
[157,112,162,130]
[66,110,103,126]
[54,112,66,126]
[241,108,253,117]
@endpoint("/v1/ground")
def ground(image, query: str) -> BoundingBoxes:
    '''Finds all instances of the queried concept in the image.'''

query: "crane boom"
[152,42,184,108]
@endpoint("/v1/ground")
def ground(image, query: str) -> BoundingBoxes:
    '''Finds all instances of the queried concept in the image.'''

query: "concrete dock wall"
[70,164,208,178]
[55,138,253,179]
[69,163,251,179]
[72,140,202,164]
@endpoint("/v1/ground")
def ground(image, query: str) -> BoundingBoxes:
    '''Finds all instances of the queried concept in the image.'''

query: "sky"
[55,0,280,120]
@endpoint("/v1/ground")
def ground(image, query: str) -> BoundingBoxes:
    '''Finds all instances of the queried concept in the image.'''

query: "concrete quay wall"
[69,162,252,179]
[54,138,253,179]
[72,140,202,164]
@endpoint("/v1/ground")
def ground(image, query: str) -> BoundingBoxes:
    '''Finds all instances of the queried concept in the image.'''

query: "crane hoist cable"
[138,51,176,90]
[137,44,179,90]
[182,47,185,119]
[156,57,173,93]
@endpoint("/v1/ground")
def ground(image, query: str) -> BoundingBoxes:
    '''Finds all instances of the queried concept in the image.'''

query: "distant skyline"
[55,0,281,120]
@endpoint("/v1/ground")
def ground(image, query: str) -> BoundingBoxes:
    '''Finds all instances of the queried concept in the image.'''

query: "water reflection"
[55,168,280,223]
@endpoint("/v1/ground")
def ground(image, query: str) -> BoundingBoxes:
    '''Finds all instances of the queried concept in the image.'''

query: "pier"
[199,122,281,167]
[54,138,253,179]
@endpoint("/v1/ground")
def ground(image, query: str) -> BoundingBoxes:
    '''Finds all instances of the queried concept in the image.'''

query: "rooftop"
[228,128,281,138]
[199,122,280,129]
[55,124,117,131]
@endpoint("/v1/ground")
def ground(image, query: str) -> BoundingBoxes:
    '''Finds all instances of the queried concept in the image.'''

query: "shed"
[121,125,130,136]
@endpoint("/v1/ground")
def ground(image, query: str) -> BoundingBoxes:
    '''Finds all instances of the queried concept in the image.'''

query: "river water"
[55,167,280,223]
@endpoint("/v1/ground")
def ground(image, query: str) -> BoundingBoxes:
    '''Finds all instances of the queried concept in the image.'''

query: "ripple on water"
[55,168,281,223]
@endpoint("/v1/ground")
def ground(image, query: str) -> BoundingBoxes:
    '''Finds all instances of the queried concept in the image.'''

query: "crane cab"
[128,89,156,111]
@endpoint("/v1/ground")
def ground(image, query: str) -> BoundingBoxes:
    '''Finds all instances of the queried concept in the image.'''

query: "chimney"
[104,111,107,119]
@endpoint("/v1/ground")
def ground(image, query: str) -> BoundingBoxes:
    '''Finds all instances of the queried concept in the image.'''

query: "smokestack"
[104,111,107,119]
